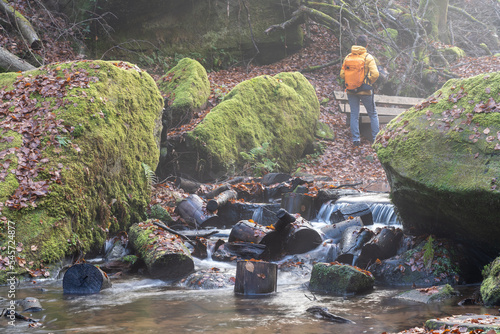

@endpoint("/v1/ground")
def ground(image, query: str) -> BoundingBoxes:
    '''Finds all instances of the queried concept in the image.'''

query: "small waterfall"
[314,193,401,226]
[251,206,263,224]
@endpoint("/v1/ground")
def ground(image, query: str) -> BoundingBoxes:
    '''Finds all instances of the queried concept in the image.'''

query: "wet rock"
[395,284,458,303]
[308,262,374,295]
[16,297,42,312]
[425,314,500,333]
[181,269,235,289]
[367,236,465,287]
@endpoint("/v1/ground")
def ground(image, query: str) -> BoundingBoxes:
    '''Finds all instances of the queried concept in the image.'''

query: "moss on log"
[129,221,194,280]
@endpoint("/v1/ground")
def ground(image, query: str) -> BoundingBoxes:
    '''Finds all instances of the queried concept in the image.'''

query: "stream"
[0,194,491,333]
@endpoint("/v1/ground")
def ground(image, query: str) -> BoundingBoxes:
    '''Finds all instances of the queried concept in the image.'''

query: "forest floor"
[161,25,500,192]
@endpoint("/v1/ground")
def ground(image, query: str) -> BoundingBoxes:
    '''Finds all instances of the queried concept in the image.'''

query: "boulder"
[480,256,500,306]
[309,262,374,295]
[0,60,163,283]
[161,71,320,181]
[374,72,500,258]
[157,58,210,141]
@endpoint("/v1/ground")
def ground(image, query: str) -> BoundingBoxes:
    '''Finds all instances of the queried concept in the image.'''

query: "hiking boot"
[353,141,360,146]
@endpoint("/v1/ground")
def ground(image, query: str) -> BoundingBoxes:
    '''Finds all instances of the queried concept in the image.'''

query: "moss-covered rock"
[373,72,500,257]
[160,71,320,181]
[309,262,374,295]
[157,58,210,131]
[481,257,500,306]
[0,60,163,282]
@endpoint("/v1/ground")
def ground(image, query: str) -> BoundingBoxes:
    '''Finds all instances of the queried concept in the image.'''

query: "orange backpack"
[343,53,368,92]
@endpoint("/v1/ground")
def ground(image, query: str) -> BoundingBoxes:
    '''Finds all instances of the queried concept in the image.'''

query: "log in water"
[62,263,111,294]
[234,260,278,295]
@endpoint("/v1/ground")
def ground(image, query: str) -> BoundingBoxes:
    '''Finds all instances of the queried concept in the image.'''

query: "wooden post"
[62,263,112,294]
[281,192,315,220]
[234,260,277,295]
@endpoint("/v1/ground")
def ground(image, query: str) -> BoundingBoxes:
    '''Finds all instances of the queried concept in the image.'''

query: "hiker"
[340,35,380,146]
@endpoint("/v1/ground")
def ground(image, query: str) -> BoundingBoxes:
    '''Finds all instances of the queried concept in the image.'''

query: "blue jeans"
[348,93,379,142]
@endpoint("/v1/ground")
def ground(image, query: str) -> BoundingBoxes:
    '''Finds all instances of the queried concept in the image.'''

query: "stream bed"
[0,266,489,334]
[1,193,493,333]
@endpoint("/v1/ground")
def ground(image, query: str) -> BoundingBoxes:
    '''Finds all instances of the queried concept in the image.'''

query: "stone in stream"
[16,297,42,312]
[181,269,236,289]
[424,314,500,333]
[308,262,374,295]
[395,284,458,304]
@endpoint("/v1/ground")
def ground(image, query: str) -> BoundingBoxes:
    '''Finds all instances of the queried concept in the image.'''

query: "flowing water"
[0,194,492,333]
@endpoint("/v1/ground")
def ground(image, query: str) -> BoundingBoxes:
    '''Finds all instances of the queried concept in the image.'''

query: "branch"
[448,5,489,29]
[300,58,341,73]
[0,0,42,50]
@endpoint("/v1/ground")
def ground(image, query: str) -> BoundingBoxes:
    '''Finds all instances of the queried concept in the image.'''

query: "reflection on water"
[0,274,488,333]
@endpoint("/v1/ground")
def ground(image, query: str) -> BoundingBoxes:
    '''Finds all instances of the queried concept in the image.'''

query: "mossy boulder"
[77,0,303,69]
[157,58,210,132]
[0,60,163,283]
[309,262,374,295]
[480,257,500,306]
[159,71,320,181]
[374,72,500,258]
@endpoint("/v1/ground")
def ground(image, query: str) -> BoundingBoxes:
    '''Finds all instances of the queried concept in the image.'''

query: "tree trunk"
[419,0,450,43]
[206,189,238,212]
[0,46,36,72]
[234,260,277,295]
[0,0,42,50]
[62,263,112,294]
[128,222,194,280]
[176,194,223,228]
[228,220,273,243]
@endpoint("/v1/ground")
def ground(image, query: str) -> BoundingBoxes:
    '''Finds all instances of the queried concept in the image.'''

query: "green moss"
[309,263,374,295]
[157,58,210,110]
[379,28,398,41]
[437,47,466,62]
[481,257,500,306]
[184,72,319,179]
[0,60,164,282]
